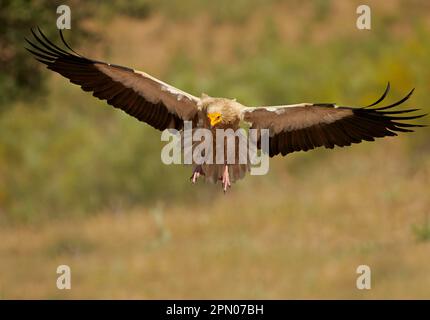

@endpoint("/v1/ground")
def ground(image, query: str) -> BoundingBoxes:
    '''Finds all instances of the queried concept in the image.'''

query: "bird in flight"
[26,28,426,192]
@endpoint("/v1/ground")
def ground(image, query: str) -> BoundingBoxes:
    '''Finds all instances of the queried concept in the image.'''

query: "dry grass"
[1,139,429,299]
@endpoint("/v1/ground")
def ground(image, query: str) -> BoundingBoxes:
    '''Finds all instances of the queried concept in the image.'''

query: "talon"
[190,166,204,184]
[221,165,230,192]
[192,172,200,184]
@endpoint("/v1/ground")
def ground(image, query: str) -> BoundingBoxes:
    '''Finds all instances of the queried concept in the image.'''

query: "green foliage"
[0,94,208,223]
[0,0,152,111]
[1,1,429,224]
[412,214,430,242]
[1,1,80,110]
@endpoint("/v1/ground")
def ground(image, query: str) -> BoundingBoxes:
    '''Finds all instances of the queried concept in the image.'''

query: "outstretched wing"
[25,28,199,131]
[241,83,426,157]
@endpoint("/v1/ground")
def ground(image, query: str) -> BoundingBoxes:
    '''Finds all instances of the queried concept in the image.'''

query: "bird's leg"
[190,165,204,184]
[221,165,231,192]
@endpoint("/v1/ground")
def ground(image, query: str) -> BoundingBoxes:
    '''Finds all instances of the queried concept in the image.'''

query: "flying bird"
[26,28,426,192]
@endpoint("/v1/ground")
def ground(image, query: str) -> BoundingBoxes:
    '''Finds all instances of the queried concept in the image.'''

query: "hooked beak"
[208,112,222,127]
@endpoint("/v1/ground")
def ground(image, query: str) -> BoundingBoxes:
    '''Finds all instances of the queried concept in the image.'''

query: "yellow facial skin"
[208,112,222,127]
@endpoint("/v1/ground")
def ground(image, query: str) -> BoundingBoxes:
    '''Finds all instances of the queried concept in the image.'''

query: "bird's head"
[201,94,242,127]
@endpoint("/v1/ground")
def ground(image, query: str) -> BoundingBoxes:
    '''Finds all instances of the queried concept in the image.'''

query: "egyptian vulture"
[26,28,426,191]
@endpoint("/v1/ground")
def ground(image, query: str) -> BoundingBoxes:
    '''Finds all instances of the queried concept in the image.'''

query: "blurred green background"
[0,0,429,299]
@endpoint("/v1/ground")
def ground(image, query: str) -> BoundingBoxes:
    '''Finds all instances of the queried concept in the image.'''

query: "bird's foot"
[191,171,200,184]
[221,165,231,193]
[190,166,204,184]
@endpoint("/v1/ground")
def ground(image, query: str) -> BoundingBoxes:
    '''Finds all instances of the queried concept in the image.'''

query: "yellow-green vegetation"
[0,0,429,298]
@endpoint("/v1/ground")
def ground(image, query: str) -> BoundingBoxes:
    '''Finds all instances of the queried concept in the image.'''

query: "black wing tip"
[371,86,415,111]
[58,28,82,56]
[364,81,391,108]
[26,26,89,66]
[354,108,427,134]
[352,84,427,133]
[363,82,416,111]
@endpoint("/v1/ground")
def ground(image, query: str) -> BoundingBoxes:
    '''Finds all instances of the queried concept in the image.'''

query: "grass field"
[1,140,430,299]
[1,0,430,299]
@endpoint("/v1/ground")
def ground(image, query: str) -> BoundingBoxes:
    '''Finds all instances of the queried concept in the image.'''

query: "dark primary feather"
[25,27,198,131]
[364,81,391,107]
